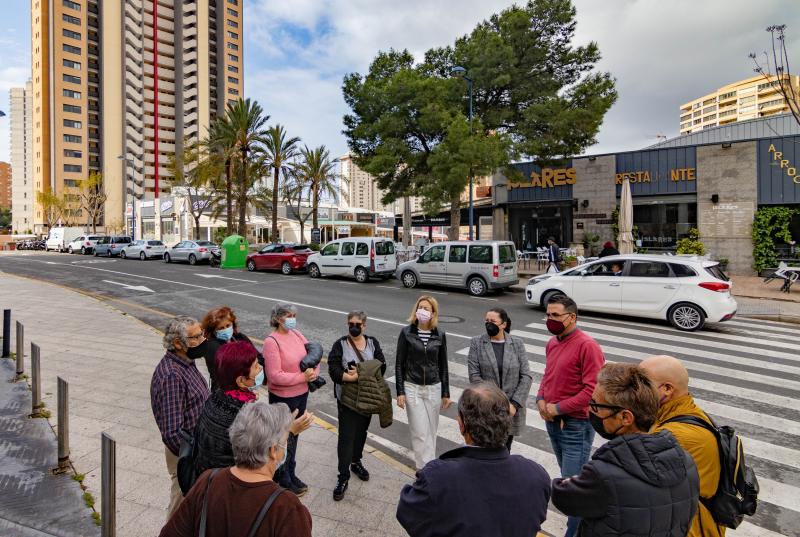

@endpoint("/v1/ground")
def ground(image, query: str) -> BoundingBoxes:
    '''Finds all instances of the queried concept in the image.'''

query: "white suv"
[525,254,737,331]
[67,235,102,255]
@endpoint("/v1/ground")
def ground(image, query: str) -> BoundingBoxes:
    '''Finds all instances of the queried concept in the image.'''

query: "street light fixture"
[451,66,475,240]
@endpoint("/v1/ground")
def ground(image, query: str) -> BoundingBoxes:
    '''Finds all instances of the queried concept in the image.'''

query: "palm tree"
[166,140,224,240]
[205,121,236,232]
[295,146,343,230]
[263,125,300,244]
[282,165,313,243]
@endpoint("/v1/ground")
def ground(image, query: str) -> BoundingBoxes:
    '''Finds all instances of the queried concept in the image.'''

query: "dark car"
[246,244,314,275]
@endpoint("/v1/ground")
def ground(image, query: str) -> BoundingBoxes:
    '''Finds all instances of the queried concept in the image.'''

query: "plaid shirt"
[150,352,210,455]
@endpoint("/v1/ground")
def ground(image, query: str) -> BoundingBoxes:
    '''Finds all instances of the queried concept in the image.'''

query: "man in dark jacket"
[552,363,700,537]
[598,241,620,258]
[397,382,550,537]
[547,236,561,271]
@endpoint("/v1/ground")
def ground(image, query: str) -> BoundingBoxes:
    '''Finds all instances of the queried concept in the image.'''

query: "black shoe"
[287,476,308,497]
[291,475,308,492]
[333,478,348,501]
[350,461,370,482]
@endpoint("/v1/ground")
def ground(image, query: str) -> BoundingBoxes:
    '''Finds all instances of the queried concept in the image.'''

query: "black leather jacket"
[395,324,449,398]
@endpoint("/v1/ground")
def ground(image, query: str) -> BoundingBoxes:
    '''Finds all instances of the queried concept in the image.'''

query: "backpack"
[664,415,759,528]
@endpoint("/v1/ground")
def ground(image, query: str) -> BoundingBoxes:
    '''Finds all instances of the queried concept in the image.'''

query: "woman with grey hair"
[262,302,319,496]
[160,401,312,537]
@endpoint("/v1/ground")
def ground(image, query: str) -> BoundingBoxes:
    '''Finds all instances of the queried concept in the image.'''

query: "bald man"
[640,355,725,537]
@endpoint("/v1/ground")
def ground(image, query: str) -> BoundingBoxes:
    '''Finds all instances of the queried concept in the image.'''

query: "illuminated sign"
[767,143,799,183]
[509,167,576,189]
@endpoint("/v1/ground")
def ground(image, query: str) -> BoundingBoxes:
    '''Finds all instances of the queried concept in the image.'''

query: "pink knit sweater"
[262,329,319,398]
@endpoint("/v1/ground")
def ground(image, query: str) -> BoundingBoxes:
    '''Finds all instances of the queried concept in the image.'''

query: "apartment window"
[703,114,717,121]
[679,114,690,122]
[702,105,716,114]
[227,31,238,39]
[63,43,81,55]
[64,180,79,187]
[227,76,238,84]
[760,98,784,110]
[62,13,80,25]
[227,19,238,28]
[228,0,237,5]
[229,87,239,95]
[63,74,81,84]
[228,53,238,62]
[719,91,736,100]
[64,119,82,129]
[63,0,80,10]
[227,42,239,51]
[719,109,736,118]
[692,103,701,110]
[64,134,82,143]
[63,59,81,70]
[63,89,82,99]
[64,149,83,158]
[739,105,756,114]
[227,7,237,16]
[63,104,81,114]
[63,28,81,40]
[693,119,701,125]
[64,164,82,173]
[739,95,756,106]
[227,65,239,74]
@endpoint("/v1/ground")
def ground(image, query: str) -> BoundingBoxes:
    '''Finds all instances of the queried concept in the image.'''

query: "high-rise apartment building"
[31,0,243,234]
[10,81,35,232]
[340,153,422,213]
[679,74,800,135]
[0,163,11,211]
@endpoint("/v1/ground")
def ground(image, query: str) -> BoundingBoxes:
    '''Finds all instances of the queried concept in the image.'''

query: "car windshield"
[148,241,164,246]
[196,241,215,246]
[88,236,101,240]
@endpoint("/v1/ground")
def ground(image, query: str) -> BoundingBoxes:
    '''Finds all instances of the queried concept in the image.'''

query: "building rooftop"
[648,113,800,150]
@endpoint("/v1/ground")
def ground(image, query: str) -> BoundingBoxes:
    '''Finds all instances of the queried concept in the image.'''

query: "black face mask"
[485,322,501,337]
[348,325,362,338]
[186,339,208,360]
[589,411,624,441]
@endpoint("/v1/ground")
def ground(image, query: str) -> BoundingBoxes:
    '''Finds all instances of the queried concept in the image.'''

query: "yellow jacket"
[652,394,726,537]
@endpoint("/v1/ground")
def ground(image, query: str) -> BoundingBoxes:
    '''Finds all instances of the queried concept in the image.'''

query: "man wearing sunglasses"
[552,363,700,536]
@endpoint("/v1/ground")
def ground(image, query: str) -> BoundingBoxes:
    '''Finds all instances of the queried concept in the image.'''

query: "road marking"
[470,296,498,301]
[101,280,155,293]
[194,273,259,283]
[375,285,401,290]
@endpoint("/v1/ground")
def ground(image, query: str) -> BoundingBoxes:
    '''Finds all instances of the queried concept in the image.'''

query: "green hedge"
[751,206,798,272]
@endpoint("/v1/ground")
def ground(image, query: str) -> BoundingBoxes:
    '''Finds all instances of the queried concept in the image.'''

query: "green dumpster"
[220,235,249,269]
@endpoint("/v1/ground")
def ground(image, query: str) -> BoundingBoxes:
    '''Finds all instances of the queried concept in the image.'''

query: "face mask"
[589,411,624,441]
[186,339,208,360]
[348,325,362,337]
[416,309,432,323]
[546,319,567,335]
[273,443,287,469]
[247,369,265,392]
[283,317,297,330]
[216,327,234,342]
[485,322,501,337]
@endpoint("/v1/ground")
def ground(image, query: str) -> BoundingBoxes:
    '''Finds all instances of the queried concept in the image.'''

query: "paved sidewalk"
[0,272,411,537]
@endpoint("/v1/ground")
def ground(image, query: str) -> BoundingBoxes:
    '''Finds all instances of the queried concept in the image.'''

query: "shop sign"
[574,213,607,220]
[509,167,576,189]
[337,226,351,234]
[614,168,695,184]
[357,213,375,223]
[757,136,800,204]
[310,228,321,244]
[767,143,799,183]
[615,147,696,196]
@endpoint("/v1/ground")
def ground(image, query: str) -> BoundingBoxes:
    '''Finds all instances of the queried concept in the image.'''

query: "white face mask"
[416,308,432,323]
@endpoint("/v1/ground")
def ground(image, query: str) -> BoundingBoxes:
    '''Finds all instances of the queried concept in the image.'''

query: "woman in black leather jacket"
[395,295,450,470]
[200,306,262,391]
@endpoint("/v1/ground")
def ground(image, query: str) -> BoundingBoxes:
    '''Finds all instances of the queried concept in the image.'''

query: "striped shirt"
[417,329,431,348]
[151,352,210,455]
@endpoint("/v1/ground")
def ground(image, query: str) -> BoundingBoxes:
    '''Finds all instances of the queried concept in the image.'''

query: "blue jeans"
[546,416,595,537]
[269,391,308,488]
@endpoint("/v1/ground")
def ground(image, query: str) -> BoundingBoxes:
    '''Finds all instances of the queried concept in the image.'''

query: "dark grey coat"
[467,333,532,436]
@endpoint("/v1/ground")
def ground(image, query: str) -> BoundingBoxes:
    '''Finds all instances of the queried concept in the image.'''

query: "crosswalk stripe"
[724,318,800,336]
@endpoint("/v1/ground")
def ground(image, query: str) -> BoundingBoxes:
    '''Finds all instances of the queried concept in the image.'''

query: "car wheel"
[401,271,418,289]
[106,249,112,257]
[188,254,197,266]
[668,303,705,331]
[247,260,256,272]
[121,251,127,259]
[139,252,146,261]
[80,247,86,255]
[308,263,320,278]
[541,290,564,308]
[164,253,171,263]
[93,250,99,257]
[467,276,488,296]
[354,266,369,283]
[68,247,73,254]
[281,262,292,275]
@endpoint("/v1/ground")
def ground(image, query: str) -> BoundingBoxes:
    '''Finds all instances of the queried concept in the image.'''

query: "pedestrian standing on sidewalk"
[150,316,211,518]
[395,295,451,470]
[327,310,388,501]
[467,308,532,450]
[262,303,320,496]
[547,236,561,272]
[537,294,605,537]
[160,401,313,537]
[200,306,263,391]
[640,355,725,537]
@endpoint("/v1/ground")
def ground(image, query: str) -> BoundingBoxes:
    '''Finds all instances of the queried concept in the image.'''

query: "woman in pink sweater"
[262,303,319,496]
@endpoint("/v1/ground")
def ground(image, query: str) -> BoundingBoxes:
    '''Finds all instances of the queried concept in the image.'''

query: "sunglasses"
[589,399,625,414]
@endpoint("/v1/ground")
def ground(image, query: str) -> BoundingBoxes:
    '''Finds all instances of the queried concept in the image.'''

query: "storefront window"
[509,203,572,251]
[633,202,696,249]
[141,220,155,238]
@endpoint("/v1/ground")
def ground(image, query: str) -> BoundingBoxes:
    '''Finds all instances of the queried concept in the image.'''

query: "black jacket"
[203,331,262,391]
[395,324,449,398]
[599,246,620,258]
[192,389,246,477]
[397,445,550,537]
[552,430,700,537]
[328,336,387,395]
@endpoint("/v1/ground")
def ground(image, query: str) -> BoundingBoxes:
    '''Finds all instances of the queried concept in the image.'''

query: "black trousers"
[269,391,308,488]
[337,402,372,480]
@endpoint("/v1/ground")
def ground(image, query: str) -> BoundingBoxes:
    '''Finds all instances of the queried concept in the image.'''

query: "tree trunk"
[402,196,412,246]
[225,160,233,235]
[312,186,319,229]
[271,167,279,243]
[194,215,202,240]
[238,149,248,237]
[448,194,461,240]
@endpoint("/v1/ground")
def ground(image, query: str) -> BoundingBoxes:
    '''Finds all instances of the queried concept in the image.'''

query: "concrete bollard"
[57,377,70,471]
[31,343,41,412]
[101,432,116,537]
[2,309,9,358]
[15,321,24,379]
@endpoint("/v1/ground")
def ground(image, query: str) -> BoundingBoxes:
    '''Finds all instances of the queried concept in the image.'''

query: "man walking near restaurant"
[537,295,604,537]
[151,316,211,517]
[547,236,561,272]
[640,355,725,537]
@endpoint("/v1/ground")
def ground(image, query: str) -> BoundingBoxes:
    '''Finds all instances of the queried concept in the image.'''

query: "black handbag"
[177,429,198,495]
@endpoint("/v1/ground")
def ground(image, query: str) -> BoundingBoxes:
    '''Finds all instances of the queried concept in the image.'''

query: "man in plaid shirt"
[151,316,210,517]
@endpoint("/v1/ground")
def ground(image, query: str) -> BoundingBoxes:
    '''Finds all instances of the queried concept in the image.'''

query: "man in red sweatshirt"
[537,294,605,537]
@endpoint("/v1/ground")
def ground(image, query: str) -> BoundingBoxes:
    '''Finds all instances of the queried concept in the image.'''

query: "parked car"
[66,235,103,255]
[524,254,737,331]
[164,240,219,265]
[45,227,85,252]
[397,240,518,296]
[246,243,313,274]
[120,240,167,260]
[306,237,397,282]
[93,236,133,257]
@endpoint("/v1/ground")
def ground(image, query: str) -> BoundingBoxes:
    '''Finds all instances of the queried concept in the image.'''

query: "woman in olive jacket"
[395,295,450,470]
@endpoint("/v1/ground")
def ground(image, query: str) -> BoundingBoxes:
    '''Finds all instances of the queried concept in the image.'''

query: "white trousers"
[405,382,441,469]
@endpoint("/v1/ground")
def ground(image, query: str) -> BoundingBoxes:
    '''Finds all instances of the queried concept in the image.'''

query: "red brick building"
[0,162,11,210]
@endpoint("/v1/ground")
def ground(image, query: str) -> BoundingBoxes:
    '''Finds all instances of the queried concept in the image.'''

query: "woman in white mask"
[395,295,451,470]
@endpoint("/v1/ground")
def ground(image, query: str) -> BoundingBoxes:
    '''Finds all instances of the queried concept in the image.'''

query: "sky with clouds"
[1,0,798,165]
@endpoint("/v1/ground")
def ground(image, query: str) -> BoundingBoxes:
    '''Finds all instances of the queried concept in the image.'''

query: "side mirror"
[580,270,588,276]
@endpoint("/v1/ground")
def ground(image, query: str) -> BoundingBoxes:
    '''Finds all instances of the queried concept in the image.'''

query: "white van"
[306,237,397,282]
[45,227,86,253]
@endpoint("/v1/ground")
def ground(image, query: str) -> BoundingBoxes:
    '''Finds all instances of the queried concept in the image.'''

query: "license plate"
[377,263,385,268]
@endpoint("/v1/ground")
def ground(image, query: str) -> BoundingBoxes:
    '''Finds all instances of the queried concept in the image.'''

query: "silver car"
[397,240,518,296]
[120,240,167,260]
[163,240,219,265]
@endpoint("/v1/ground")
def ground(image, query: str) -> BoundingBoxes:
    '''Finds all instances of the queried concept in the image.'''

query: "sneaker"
[291,475,308,491]
[333,478,349,501]
[287,476,308,497]
[350,461,370,482]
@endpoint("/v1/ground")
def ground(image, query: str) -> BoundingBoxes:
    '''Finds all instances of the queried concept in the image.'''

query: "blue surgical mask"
[276,443,287,468]
[248,369,265,392]
[283,317,297,330]
[215,327,234,341]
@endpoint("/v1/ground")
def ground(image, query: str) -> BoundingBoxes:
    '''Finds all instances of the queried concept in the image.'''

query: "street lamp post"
[118,155,136,239]
[451,66,474,240]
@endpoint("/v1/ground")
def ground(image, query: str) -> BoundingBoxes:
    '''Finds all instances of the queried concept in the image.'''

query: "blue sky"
[2,0,798,165]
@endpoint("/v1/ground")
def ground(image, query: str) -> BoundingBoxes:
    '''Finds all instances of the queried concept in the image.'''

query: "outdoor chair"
[763,262,789,284]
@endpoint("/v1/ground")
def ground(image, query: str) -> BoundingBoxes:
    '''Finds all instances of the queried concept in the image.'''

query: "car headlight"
[528,275,552,285]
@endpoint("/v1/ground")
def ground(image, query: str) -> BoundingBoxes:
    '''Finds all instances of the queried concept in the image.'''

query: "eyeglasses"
[187,334,205,341]
[544,312,573,320]
[589,399,625,414]
[348,322,363,328]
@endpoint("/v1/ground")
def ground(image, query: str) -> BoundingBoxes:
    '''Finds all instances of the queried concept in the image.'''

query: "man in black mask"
[552,363,700,537]
[151,315,211,517]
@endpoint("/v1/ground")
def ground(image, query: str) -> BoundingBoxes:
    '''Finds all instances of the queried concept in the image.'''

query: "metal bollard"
[57,377,70,471]
[101,432,116,537]
[2,309,9,358]
[31,343,41,412]
[15,321,24,379]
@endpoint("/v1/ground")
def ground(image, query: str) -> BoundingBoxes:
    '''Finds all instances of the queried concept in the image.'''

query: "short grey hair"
[229,401,293,469]
[269,302,297,328]
[347,310,367,323]
[163,316,198,351]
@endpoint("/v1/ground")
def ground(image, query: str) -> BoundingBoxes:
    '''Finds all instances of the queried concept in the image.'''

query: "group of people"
[150,293,726,537]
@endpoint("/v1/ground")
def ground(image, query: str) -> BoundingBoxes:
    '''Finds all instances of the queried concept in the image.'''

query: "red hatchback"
[246,244,314,275]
